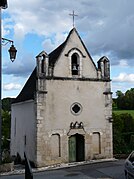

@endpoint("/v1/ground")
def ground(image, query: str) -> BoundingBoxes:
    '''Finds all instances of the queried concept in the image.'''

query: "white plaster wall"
[11,100,36,162]
[35,79,112,165]
[44,80,108,132]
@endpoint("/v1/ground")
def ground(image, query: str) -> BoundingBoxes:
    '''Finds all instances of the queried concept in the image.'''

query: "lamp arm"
[2,37,13,46]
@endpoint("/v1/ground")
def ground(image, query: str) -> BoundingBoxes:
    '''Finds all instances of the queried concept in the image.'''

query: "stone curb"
[0,158,118,176]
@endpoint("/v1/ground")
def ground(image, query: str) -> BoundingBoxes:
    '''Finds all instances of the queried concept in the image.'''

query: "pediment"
[52,28,98,78]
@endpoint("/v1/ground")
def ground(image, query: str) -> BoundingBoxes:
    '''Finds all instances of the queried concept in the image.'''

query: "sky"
[1,0,134,99]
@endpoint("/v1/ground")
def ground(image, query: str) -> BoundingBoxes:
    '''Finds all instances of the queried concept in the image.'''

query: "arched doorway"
[69,133,85,162]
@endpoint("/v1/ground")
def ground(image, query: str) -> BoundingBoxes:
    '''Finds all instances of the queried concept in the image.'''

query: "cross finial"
[69,10,78,27]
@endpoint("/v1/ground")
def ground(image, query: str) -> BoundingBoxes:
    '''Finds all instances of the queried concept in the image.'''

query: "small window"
[104,59,110,78]
[71,103,82,115]
[71,53,79,75]
[72,104,80,113]
[41,56,45,73]
[24,135,26,146]
[14,117,16,136]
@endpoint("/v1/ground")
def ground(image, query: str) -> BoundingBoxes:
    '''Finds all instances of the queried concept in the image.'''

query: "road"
[0,159,125,179]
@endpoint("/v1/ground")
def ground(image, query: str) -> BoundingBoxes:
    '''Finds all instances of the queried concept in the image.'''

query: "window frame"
[68,49,83,77]
[71,53,80,76]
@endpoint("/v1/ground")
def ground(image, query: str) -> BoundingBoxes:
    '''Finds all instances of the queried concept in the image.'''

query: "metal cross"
[69,10,78,27]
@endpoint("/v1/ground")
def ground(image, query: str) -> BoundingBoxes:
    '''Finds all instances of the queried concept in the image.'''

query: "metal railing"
[24,152,33,179]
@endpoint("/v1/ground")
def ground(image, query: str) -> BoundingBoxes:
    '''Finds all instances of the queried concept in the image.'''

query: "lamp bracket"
[2,38,13,46]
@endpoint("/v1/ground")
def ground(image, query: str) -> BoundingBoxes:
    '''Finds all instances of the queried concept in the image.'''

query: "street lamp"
[2,38,17,62]
[0,0,17,163]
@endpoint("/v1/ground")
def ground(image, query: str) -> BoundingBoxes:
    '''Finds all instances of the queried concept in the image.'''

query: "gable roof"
[49,28,97,69]
[67,28,97,69]
[12,68,36,104]
[49,41,66,66]
[13,28,97,104]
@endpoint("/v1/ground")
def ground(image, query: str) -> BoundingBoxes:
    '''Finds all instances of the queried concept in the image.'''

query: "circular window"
[71,103,82,115]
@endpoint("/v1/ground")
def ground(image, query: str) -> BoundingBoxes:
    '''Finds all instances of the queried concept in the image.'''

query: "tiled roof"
[12,68,36,103]
[49,41,66,66]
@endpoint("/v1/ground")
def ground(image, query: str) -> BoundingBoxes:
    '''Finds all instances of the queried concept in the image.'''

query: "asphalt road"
[1,159,125,179]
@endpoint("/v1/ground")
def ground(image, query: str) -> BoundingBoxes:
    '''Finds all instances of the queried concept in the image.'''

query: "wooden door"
[69,135,76,162]
[76,134,85,161]
[69,134,85,162]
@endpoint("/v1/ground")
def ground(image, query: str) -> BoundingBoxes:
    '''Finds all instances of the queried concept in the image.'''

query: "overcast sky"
[2,0,134,98]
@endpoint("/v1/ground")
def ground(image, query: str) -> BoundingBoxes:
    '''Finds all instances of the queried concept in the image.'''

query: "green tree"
[116,90,125,109]
[1,97,14,151]
[113,112,134,154]
[112,98,117,109]
[2,110,11,150]
[125,88,134,109]
[113,113,126,154]
[116,88,134,110]
[2,97,15,111]
[116,90,124,97]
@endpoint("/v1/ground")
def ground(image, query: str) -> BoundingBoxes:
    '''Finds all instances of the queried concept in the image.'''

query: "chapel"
[11,28,113,167]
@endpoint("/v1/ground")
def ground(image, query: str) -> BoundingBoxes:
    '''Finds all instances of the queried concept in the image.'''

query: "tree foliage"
[1,98,14,151]
[113,112,134,154]
[2,97,15,111]
[116,88,134,110]
[2,110,11,150]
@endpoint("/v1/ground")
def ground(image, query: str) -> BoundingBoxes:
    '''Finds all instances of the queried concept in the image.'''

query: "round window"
[71,103,82,115]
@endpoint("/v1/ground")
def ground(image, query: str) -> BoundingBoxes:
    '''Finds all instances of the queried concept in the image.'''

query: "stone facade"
[11,28,113,167]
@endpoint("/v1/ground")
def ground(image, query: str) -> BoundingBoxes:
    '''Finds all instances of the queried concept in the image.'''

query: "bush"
[113,112,134,154]
[2,150,12,164]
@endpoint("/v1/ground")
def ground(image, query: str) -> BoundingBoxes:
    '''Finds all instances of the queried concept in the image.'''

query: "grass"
[113,109,134,118]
